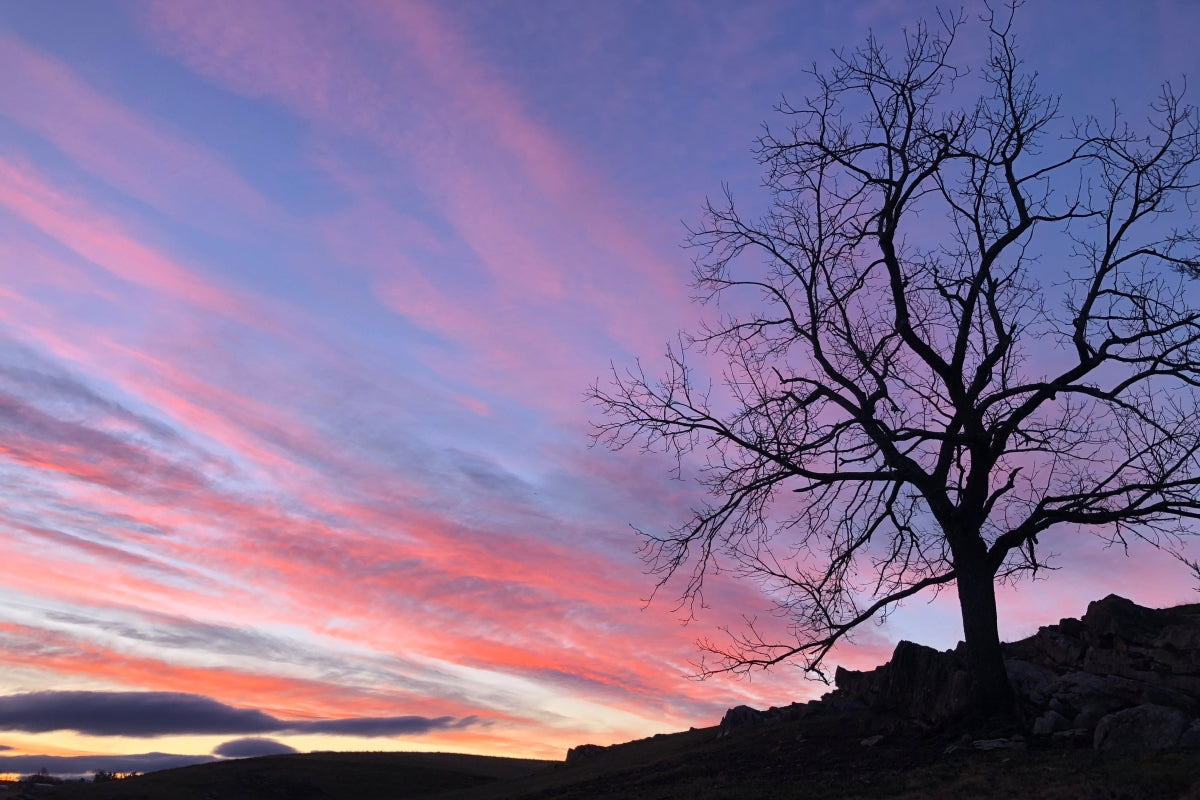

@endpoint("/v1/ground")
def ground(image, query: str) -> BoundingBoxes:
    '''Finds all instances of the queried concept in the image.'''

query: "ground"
[20,706,1200,800]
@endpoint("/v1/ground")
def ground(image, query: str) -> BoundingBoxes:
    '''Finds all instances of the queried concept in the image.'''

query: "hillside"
[15,595,1200,800]
[15,715,1199,800]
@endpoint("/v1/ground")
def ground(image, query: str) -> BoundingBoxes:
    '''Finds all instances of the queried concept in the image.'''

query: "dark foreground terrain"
[9,712,1199,800]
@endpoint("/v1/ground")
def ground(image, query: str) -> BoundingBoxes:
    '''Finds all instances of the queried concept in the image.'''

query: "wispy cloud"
[135,0,694,413]
[0,0,1195,768]
[0,157,258,324]
[0,32,273,234]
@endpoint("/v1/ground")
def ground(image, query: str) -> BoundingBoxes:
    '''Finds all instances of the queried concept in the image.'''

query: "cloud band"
[0,691,475,737]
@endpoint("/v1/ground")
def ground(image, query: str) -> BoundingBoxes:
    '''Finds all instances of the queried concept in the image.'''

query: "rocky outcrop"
[565,743,606,764]
[717,700,826,736]
[717,705,766,736]
[1093,704,1190,752]
[834,640,971,725]
[1009,594,1200,695]
[1004,594,1200,751]
[720,594,1200,752]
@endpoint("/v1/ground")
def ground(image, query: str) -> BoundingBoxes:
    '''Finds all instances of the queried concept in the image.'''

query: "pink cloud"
[355,1,694,344]
[137,0,387,137]
[0,157,260,326]
[0,620,484,722]
[134,0,694,416]
[0,399,827,749]
[0,33,273,232]
[0,4,1194,768]
[358,0,687,296]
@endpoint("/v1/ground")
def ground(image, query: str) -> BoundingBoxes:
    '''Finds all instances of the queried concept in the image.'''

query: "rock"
[973,736,1025,751]
[1181,719,1200,749]
[1156,621,1200,652]
[1005,658,1057,705]
[1072,703,1110,732]
[1093,704,1189,752]
[1082,595,1164,644]
[1044,671,1127,717]
[834,640,970,724]
[1032,709,1071,736]
[1072,596,1200,696]
[565,743,606,764]
[1031,626,1086,667]
[729,594,1200,754]
[942,733,973,756]
[718,705,764,736]
[819,697,866,715]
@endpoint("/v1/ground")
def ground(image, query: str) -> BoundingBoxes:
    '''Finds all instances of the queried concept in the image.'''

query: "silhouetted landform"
[718,594,1200,752]
[11,751,551,800]
[17,596,1200,799]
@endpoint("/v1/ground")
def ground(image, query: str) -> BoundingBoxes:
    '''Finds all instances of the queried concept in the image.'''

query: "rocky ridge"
[717,594,1200,752]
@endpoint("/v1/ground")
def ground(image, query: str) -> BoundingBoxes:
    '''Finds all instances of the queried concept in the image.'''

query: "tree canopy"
[591,4,1200,718]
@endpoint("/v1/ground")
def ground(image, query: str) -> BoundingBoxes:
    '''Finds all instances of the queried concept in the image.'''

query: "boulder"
[1005,658,1057,706]
[1093,704,1190,752]
[1032,709,1071,736]
[1073,703,1112,732]
[1044,671,1139,717]
[972,736,1025,751]
[1181,719,1200,749]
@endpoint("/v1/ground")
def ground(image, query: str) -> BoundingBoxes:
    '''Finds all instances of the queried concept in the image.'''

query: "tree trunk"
[953,541,1016,723]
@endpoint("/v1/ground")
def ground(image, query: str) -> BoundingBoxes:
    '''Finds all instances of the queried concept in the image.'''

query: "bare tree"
[1172,549,1200,592]
[591,4,1200,721]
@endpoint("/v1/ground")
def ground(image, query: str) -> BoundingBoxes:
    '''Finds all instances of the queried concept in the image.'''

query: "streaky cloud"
[286,715,478,736]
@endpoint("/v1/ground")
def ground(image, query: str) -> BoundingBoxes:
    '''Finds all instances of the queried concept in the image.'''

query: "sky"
[0,0,1198,777]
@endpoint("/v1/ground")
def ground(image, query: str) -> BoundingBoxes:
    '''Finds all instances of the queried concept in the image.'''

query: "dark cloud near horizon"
[0,692,278,736]
[0,691,475,738]
[213,738,297,758]
[0,744,11,751]
[0,751,213,778]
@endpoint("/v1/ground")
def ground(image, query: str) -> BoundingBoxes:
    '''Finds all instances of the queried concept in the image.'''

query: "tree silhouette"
[591,4,1200,720]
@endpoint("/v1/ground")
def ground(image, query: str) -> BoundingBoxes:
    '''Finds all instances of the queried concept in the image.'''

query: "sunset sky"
[1,0,1198,776]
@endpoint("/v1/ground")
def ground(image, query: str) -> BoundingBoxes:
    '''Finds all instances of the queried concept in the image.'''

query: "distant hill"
[24,750,551,800]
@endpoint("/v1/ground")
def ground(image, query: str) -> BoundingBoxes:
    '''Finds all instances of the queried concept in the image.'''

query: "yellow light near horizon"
[1,729,564,765]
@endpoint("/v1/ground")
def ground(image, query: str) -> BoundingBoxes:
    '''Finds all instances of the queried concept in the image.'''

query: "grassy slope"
[25,716,1200,800]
